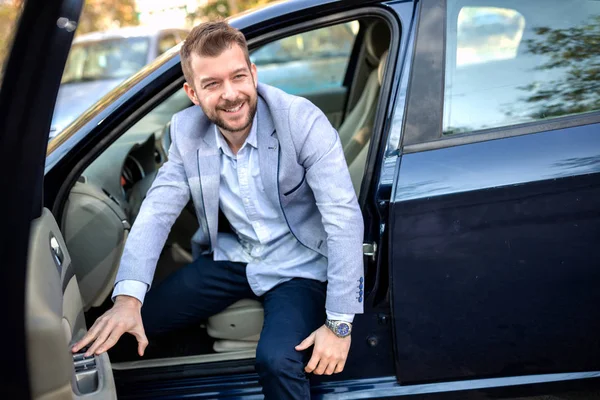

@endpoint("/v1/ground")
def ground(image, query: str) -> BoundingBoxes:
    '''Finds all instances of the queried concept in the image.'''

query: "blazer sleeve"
[288,97,365,315]
[114,114,191,289]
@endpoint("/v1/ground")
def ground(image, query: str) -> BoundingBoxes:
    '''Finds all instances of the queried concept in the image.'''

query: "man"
[72,21,364,399]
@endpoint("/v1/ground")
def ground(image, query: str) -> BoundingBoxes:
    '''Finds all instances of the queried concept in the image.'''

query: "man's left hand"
[295,324,351,375]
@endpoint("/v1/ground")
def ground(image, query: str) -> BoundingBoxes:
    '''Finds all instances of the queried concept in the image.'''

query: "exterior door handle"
[50,235,64,267]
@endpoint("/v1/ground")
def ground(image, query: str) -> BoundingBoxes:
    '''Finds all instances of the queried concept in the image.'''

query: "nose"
[221,80,237,101]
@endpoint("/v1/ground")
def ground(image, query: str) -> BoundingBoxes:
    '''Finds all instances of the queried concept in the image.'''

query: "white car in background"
[50,26,189,138]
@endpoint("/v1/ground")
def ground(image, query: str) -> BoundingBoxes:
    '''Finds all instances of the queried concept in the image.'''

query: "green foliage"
[520,15,600,119]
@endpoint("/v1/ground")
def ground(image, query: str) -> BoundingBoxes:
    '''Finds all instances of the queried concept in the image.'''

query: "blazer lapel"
[197,130,220,251]
[256,96,279,208]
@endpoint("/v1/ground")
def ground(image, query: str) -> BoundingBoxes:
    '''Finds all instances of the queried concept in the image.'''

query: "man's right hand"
[71,295,148,357]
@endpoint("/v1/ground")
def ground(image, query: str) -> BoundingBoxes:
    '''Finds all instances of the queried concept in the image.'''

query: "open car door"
[0,0,116,398]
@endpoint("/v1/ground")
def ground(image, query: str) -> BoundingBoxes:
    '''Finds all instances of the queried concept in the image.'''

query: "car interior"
[25,16,392,399]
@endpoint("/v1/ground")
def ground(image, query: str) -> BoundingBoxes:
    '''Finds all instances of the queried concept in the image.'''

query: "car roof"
[73,26,188,44]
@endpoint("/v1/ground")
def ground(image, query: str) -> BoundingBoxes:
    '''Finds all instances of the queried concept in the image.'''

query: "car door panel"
[390,124,600,383]
[27,208,117,399]
[0,0,86,395]
[386,0,600,385]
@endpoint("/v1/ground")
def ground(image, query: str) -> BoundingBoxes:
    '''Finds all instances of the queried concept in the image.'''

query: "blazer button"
[358,296,363,303]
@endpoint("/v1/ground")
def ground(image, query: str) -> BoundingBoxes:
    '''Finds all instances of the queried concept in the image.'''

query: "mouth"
[221,102,245,115]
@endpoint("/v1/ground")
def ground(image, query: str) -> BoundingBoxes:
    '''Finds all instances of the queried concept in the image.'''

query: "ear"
[183,82,200,106]
[251,63,258,88]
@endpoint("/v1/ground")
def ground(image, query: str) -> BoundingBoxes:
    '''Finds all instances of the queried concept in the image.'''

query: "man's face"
[184,44,258,136]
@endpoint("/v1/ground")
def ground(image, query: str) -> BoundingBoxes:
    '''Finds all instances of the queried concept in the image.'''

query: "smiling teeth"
[226,104,243,112]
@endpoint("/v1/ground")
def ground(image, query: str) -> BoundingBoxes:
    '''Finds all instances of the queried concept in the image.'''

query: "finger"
[314,359,329,375]
[131,327,149,357]
[295,332,316,351]
[334,360,346,374]
[86,321,115,356]
[304,353,320,373]
[324,361,338,376]
[95,324,127,354]
[72,318,107,353]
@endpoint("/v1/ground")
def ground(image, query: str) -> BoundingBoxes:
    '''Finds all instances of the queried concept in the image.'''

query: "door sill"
[111,349,255,370]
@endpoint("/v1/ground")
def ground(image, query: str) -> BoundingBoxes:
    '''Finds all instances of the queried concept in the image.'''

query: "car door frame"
[43,1,412,396]
[47,3,404,308]
[0,0,83,397]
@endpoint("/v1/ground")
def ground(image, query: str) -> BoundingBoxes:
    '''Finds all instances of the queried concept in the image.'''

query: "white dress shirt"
[113,111,354,323]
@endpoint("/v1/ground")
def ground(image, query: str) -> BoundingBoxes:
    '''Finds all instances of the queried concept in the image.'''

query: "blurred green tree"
[78,0,139,35]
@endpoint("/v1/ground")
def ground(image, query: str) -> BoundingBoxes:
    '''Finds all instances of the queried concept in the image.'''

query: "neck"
[219,125,251,155]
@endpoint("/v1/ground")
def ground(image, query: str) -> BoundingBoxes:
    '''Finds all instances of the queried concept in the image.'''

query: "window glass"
[250,21,359,95]
[444,1,600,135]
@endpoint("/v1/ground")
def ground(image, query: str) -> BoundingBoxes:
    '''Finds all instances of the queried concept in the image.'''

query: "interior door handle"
[50,235,64,267]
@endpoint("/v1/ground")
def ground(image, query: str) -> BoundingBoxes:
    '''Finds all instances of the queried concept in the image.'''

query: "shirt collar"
[214,107,258,156]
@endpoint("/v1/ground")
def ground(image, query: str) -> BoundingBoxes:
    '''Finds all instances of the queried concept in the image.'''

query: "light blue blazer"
[115,83,365,314]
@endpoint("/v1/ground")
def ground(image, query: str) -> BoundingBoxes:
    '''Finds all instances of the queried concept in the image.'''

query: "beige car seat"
[338,20,390,166]
[206,299,263,352]
[348,50,388,195]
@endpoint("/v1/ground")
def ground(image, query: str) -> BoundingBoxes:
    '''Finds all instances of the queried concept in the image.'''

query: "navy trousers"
[142,256,326,399]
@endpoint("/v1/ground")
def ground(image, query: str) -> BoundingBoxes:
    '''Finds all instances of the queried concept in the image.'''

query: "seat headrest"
[378,50,389,86]
[365,21,391,66]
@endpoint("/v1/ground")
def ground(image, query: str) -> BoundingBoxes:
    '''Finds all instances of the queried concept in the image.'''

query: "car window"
[250,21,359,95]
[444,0,600,135]
[123,88,191,143]
[0,0,24,87]
[158,33,178,55]
[77,88,192,217]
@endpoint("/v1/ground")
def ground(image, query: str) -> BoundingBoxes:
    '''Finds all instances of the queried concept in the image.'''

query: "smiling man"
[72,21,364,399]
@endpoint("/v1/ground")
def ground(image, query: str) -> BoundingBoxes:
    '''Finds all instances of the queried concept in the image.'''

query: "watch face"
[336,323,350,336]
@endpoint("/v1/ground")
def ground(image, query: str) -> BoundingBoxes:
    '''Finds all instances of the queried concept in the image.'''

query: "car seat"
[338,20,390,166]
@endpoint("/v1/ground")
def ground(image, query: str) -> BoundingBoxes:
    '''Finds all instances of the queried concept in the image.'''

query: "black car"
[2,0,600,398]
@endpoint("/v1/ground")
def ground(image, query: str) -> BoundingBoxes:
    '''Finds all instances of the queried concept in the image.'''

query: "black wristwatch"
[325,319,352,338]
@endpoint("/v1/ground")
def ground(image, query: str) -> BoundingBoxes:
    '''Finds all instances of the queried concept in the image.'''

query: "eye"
[204,82,217,89]
[234,74,245,80]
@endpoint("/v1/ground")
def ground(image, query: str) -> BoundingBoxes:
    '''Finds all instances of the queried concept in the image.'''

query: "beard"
[201,94,258,134]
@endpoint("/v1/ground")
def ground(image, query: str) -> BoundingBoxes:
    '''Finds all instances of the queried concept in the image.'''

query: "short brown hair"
[180,21,251,86]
